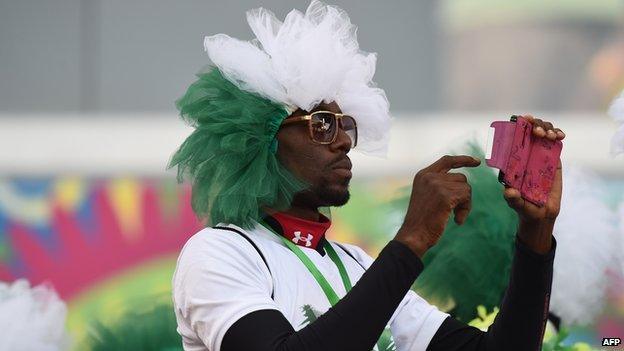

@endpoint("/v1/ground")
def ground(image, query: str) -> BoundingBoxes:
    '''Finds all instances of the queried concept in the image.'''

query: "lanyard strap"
[325,242,353,292]
[260,221,393,350]
[261,221,352,306]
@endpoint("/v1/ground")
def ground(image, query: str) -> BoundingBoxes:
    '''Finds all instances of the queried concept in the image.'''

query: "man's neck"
[263,206,331,253]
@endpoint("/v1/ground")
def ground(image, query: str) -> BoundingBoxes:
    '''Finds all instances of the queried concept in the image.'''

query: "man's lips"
[331,158,352,179]
[333,168,352,179]
[331,157,352,171]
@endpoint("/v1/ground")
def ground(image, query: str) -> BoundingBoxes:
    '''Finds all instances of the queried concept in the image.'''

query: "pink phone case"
[486,116,563,206]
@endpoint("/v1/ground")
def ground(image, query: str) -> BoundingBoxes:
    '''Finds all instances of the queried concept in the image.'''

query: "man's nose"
[330,127,352,153]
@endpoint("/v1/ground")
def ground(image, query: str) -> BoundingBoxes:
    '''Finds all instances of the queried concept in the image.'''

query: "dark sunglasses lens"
[342,115,357,147]
[311,112,337,143]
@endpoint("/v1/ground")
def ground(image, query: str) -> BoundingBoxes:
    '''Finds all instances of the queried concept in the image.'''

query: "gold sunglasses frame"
[280,110,358,147]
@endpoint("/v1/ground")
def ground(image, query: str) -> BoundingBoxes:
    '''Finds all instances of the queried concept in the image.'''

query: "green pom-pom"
[168,67,307,228]
[86,303,182,351]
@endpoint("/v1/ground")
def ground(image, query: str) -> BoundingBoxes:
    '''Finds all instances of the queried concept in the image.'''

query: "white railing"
[0,112,620,178]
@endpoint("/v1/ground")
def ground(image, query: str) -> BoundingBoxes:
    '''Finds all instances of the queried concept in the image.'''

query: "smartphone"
[487,115,562,206]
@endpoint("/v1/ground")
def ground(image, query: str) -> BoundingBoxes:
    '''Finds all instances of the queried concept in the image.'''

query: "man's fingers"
[523,114,563,141]
[445,181,472,224]
[424,155,481,173]
[442,172,468,183]
[531,118,547,138]
[454,201,471,225]
[503,187,525,210]
[542,121,557,140]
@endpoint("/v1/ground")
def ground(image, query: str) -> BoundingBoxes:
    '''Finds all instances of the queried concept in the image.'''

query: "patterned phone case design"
[487,116,562,206]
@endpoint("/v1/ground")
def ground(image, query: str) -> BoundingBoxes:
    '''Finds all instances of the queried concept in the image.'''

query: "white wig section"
[0,279,69,351]
[550,167,619,326]
[204,0,391,156]
[607,90,624,156]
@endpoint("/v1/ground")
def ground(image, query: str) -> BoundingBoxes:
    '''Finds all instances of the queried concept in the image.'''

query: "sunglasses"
[280,111,358,148]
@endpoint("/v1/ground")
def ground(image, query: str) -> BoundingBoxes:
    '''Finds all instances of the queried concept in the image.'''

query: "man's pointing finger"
[425,155,481,173]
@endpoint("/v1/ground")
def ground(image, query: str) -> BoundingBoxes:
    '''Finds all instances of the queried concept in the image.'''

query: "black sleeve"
[426,235,557,351]
[222,240,423,351]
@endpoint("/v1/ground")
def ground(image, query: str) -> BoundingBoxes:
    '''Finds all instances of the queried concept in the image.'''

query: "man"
[171,2,565,350]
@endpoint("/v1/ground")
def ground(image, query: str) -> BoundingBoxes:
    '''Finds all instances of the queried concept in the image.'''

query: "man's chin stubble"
[291,185,350,209]
[316,184,350,207]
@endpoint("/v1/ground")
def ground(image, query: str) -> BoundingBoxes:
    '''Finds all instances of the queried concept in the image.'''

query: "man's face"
[276,101,353,208]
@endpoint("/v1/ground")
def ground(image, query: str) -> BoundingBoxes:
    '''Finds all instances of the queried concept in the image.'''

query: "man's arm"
[424,116,564,350]
[427,235,556,351]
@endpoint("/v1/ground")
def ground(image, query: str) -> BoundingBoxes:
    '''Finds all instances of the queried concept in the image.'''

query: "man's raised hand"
[394,155,481,258]
[503,115,565,254]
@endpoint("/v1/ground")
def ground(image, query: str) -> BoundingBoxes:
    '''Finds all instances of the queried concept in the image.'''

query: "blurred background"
[0,0,623,349]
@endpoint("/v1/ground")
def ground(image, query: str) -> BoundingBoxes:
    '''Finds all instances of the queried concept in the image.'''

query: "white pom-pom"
[203,0,391,156]
[550,167,619,326]
[608,90,624,156]
[608,91,624,123]
[610,124,624,156]
[617,203,624,281]
[0,279,70,351]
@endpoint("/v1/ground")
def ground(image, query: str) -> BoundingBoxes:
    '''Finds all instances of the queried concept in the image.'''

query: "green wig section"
[85,303,182,351]
[168,67,307,228]
[399,141,518,321]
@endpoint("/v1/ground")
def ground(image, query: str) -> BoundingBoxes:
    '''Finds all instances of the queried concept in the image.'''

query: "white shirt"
[172,222,448,351]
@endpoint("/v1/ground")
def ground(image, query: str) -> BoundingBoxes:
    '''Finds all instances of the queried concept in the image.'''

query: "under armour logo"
[292,231,314,247]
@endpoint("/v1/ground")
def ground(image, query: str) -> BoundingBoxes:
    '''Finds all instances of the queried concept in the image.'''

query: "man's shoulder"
[181,226,238,251]
[172,225,277,329]
[177,225,267,267]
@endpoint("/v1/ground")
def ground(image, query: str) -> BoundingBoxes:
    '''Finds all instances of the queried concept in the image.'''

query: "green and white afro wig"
[169,1,391,228]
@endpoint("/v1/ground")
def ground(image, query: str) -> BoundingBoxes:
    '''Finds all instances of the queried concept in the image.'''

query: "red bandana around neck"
[270,212,332,249]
